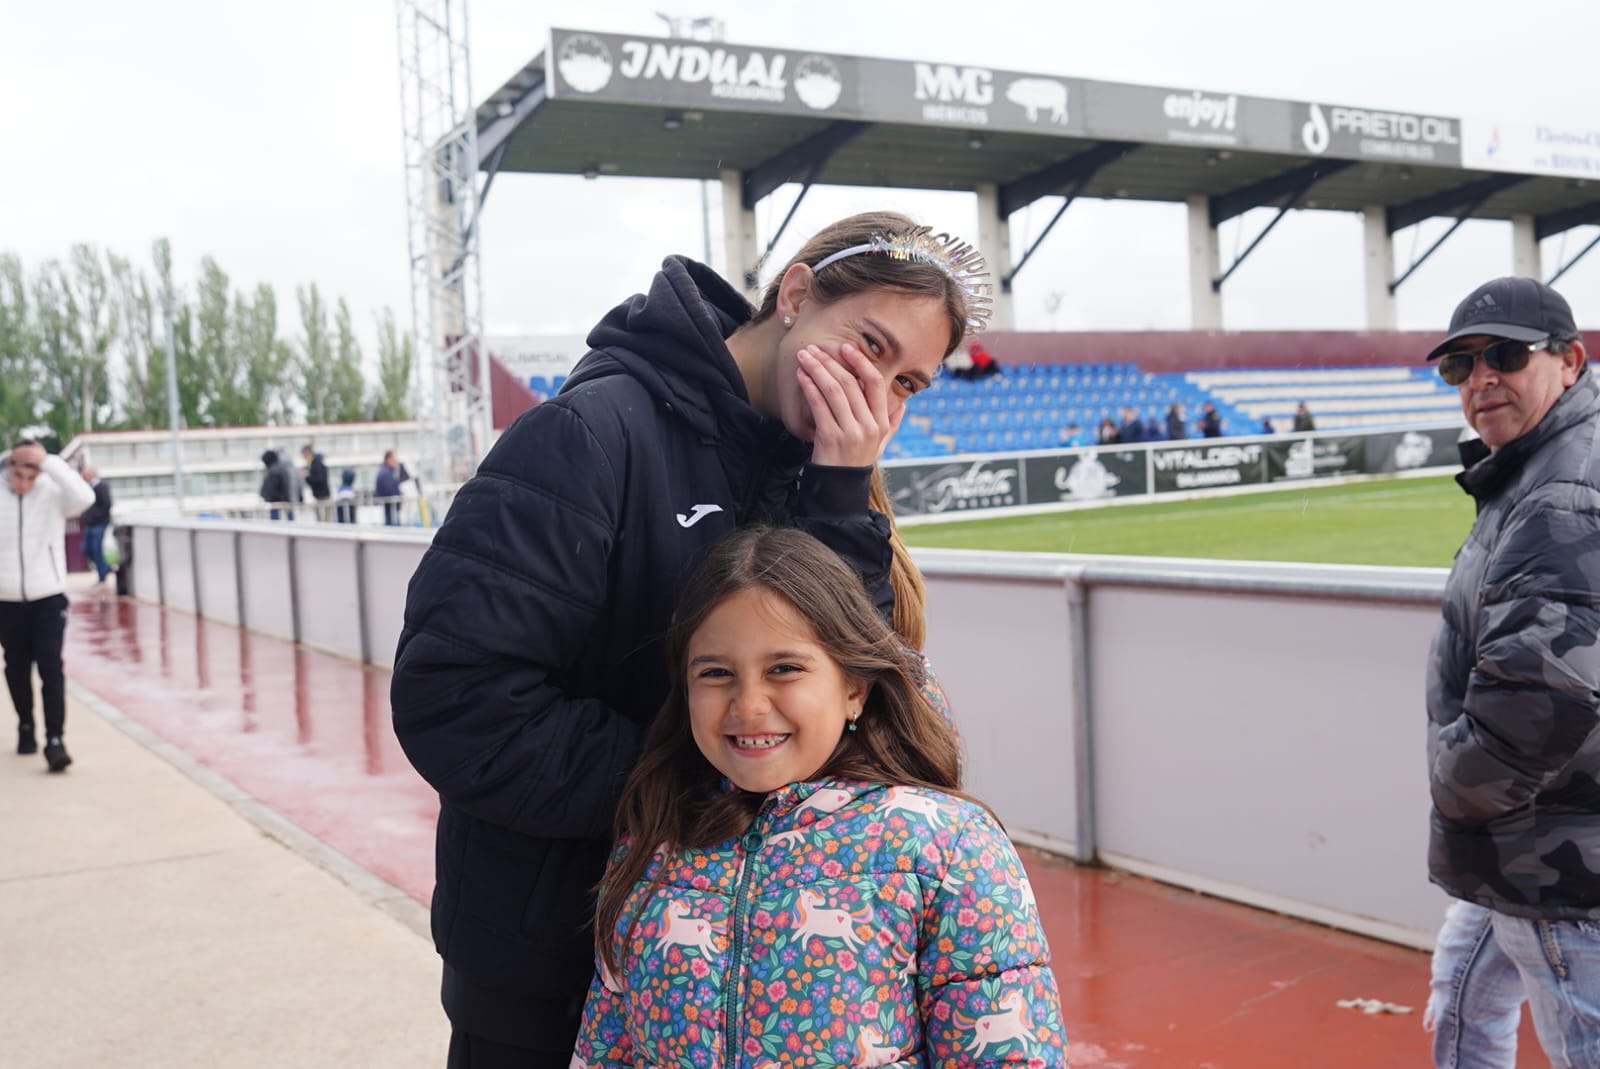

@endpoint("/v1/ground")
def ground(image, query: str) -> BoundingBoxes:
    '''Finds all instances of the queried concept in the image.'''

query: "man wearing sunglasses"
[1421,277,1598,1067]
[1,439,96,772]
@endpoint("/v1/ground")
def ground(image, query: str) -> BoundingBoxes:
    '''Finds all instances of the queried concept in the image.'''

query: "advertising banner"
[1023,448,1149,504]
[546,28,1090,136]
[1266,436,1366,482]
[1461,117,1600,181]
[1291,101,1462,166]
[1149,442,1267,494]
[1364,427,1467,474]
[883,457,1025,517]
[1082,82,1293,151]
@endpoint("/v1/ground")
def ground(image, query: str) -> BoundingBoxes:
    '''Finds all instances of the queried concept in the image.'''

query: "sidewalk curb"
[68,679,433,942]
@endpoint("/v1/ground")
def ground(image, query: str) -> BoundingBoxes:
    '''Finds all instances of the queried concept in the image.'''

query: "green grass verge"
[898,474,1475,567]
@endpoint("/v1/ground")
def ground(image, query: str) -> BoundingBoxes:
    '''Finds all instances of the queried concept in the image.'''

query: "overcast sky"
[4,0,1597,372]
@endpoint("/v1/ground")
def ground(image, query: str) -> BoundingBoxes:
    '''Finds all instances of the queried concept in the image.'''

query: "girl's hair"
[595,526,964,974]
[752,210,975,360]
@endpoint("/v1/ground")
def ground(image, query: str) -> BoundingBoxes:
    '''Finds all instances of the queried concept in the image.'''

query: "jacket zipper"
[16,495,25,601]
[722,819,766,1068]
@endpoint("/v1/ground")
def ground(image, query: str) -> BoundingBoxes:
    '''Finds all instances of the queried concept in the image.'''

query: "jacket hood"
[570,256,756,438]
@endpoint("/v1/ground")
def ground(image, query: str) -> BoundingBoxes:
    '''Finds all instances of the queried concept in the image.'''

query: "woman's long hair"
[595,526,964,974]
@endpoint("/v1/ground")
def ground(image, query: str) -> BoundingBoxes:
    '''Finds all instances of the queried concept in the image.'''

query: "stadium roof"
[477,28,1600,244]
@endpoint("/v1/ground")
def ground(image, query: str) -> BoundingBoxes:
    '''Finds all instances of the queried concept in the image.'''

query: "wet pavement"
[58,591,1547,1068]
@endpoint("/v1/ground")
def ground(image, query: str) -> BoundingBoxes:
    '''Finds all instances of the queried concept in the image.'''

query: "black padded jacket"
[390,256,894,1047]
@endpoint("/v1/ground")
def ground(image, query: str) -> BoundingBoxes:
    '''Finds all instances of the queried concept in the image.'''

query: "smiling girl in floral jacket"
[574,527,1067,1068]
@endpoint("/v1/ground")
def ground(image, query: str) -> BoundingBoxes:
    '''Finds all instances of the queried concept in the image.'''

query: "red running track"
[63,595,1546,1068]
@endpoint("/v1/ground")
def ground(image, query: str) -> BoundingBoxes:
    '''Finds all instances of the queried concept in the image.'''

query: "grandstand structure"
[472,25,1595,470]
[888,359,1462,459]
[474,25,1598,342]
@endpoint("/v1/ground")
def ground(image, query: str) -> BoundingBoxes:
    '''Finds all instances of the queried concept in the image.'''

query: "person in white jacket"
[1,440,95,771]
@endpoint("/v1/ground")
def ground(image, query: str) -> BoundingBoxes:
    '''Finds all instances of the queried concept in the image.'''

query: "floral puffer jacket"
[574,778,1068,1068]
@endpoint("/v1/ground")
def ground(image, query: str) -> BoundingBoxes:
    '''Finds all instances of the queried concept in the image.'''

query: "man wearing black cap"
[1420,276,1599,1066]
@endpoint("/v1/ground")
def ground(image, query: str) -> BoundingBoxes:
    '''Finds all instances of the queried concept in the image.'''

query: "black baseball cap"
[1427,277,1578,360]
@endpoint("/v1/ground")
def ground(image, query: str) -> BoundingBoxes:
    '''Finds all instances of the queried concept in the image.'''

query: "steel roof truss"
[1385,174,1528,235]
[1536,200,1600,241]
[741,121,872,210]
[998,141,1139,217]
[1210,162,1352,292]
[1387,175,1529,294]
[1208,160,1354,228]
[1548,230,1600,287]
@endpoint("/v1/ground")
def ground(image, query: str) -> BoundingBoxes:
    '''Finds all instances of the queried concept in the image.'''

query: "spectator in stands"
[375,451,403,526]
[334,468,358,524]
[1097,415,1121,444]
[1,439,94,772]
[1118,407,1144,444]
[1259,417,1275,435]
[389,211,985,1067]
[79,465,114,588]
[1143,410,1167,441]
[258,449,297,520]
[943,345,975,380]
[1418,277,1597,1069]
[968,339,1000,379]
[1166,402,1187,440]
[1059,421,1092,448]
[1199,403,1224,438]
[301,443,330,520]
[1292,402,1316,431]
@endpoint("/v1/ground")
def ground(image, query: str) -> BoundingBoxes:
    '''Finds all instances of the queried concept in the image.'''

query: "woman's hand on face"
[796,342,899,467]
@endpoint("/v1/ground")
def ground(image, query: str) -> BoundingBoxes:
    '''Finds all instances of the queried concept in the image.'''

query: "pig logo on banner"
[1005,78,1069,124]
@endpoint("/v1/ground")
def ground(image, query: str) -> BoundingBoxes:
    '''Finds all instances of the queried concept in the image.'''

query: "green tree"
[62,244,116,433]
[0,254,39,441]
[108,251,162,429]
[329,298,367,422]
[369,308,415,421]
[152,238,200,429]
[296,283,334,424]
[193,257,234,426]
[235,285,292,425]
[31,262,79,443]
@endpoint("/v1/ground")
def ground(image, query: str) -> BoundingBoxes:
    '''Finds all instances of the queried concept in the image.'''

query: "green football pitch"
[898,473,1475,568]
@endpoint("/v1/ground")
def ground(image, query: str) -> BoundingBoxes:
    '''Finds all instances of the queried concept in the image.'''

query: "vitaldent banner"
[1150,442,1267,494]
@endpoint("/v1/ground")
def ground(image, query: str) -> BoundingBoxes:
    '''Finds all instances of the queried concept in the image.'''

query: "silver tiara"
[811,226,993,335]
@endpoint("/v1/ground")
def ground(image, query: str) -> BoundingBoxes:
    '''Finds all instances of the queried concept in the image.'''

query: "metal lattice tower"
[395,0,492,486]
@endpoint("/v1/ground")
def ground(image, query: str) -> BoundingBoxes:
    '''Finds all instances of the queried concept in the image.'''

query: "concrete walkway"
[0,685,448,1068]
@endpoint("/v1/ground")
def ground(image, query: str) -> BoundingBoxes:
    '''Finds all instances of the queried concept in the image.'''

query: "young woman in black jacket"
[391,211,989,1067]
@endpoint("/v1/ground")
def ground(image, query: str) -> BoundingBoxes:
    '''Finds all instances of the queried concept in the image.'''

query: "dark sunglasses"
[1436,338,1549,386]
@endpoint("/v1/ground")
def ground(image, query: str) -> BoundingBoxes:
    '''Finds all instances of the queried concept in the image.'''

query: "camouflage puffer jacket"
[1427,369,1600,919]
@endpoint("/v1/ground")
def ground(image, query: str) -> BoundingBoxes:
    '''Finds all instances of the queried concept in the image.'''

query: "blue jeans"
[1429,898,1600,1068]
[81,524,110,581]
[1428,899,1525,1068]
[1492,910,1600,1068]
